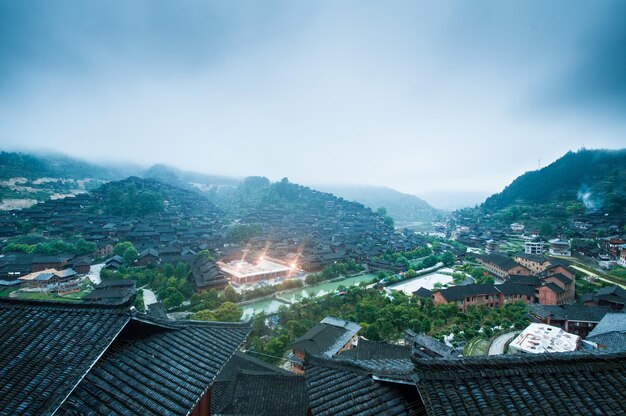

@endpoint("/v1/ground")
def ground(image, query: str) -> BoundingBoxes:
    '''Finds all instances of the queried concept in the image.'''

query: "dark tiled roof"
[529,304,613,322]
[292,316,360,357]
[508,275,541,286]
[478,253,521,271]
[407,332,454,358]
[586,332,626,351]
[58,319,250,416]
[436,284,500,302]
[338,338,412,361]
[413,351,626,416]
[586,313,626,351]
[545,282,565,294]
[0,298,132,416]
[496,282,536,297]
[514,253,548,263]
[214,370,308,416]
[595,285,626,305]
[547,273,573,285]
[412,287,432,298]
[304,355,417,416]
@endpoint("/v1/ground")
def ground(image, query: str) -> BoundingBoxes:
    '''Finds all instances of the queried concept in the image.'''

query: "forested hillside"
[483,149,626,215]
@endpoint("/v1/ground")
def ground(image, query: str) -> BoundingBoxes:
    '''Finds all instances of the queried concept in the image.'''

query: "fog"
[0,1,624,206]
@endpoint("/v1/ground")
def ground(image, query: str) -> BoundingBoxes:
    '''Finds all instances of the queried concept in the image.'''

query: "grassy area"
[0,287,17,297]
[607,266,626,283]
[464,338,490,356]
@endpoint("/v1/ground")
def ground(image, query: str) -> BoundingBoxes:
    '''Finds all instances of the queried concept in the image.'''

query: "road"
[488,332,519,355]
[570,264,626,289]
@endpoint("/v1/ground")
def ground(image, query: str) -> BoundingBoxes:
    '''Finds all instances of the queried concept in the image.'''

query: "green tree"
[191,309,216,321]
[441,252,455,266]
[214,302,243,322]
[384,216,395,228]
[75,238,96,255]
[163,263,175,277]
[113,241,135,257]
[174,262,189,279]
[123,246,138,265]
[222,285,240,303]
[539,222,555,237]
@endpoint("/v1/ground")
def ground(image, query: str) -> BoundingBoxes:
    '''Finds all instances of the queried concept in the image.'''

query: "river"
[241,273,377,318]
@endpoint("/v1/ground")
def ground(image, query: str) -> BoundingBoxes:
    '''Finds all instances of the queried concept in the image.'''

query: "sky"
[0,1,624,208]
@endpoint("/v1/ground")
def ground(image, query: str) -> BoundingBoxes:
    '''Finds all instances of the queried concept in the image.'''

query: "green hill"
[315,184,441,225]
[0,151,138,181]
[482,148,626,215]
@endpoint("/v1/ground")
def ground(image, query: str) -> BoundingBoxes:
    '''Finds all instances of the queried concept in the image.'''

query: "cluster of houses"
[420,254,578,311]
[453,214,626,272]
[237,184,427,271]
[0,252,92,296]
[1,287,625,415]
[1,177,432,297]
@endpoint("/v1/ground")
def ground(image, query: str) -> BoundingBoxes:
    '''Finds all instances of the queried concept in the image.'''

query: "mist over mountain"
[143,164,240,191]
[419,190,491,211]
[315,184,440,225]
[482,148,626,215]
[0,151,140,181]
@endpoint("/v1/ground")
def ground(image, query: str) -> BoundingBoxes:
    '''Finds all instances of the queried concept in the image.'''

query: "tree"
[113,241,135,257]
[197,250,215,261]
[174,262,189,279]
[163,263,175,277]
[123,246,138,265]
[162,287,184,309]
[214,302,243,322]
[441,252,455,266]
[539,222,555,237]
[222,285,240,303]
[75,238,96,256]
[384,216,395,228]
[191,309,216,321]
[566,202,585,216]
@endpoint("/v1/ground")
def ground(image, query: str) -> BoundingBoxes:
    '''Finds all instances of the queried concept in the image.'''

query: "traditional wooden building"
[528,304,613,338]
[477,253,530,279]
[290,316,360,373]
[210,351,308,415]
[584,285,626,310]
[432,283,536,311]
[0,297,250,416]
[304,350,626,415]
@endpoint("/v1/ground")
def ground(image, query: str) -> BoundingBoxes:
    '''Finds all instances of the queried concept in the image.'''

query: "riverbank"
[241,272,377,318]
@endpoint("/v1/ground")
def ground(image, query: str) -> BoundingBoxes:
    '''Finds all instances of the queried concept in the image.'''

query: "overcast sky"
[0,1,624,206]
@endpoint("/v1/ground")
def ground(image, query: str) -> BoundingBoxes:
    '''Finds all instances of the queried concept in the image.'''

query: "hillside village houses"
[0,177,429,295]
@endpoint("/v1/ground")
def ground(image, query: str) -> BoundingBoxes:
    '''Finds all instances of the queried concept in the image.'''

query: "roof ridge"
[413,350,626,379]
[0,297,133,311]
[305,353,414,376]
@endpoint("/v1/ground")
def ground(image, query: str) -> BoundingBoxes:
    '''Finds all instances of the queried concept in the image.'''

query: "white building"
[510,223,525,233]
[549,238,571,257]
[510,323,580,354]
[618,244,626,268]
[524,240,545,255]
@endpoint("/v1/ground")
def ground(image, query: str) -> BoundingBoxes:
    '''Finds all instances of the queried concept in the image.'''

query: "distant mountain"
[143,164,240,191]
[482,148,626,215]
[419,190,490,211]
[314,184,441,225]
[0,151,139,181]
[91,176,222,219]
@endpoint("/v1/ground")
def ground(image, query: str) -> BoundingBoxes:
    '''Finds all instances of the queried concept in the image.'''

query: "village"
[0,173,624,415]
